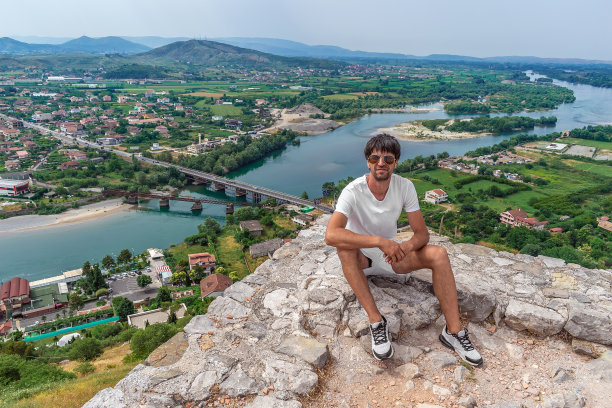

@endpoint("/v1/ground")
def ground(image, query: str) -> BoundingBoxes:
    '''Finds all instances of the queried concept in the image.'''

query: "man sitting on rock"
[325,133,483,366]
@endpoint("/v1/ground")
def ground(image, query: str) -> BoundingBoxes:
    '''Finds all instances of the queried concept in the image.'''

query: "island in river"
[377,118,492,141]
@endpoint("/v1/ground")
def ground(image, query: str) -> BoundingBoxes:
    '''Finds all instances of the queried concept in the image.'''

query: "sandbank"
[0,198,133,234]
[377,120,491,141]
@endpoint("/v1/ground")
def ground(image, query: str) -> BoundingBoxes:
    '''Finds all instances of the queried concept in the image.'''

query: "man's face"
[366,149,397,181]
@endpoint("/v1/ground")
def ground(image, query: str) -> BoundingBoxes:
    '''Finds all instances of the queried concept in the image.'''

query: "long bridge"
[4,114,334,213]
[102,189,260,213]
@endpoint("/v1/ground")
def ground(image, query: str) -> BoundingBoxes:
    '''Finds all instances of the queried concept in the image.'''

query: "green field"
[566,160,612,177]
[322,94,359,101]
[210,105,243,116]
[563,138,612,150]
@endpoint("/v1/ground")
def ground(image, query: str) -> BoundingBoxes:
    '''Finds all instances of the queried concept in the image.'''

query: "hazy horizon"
[2,0,612,60]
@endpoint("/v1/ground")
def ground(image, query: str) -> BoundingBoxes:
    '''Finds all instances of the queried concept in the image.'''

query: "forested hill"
[137,39,344,70]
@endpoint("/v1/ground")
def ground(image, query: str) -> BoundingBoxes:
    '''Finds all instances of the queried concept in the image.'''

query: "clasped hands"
[379,238,409,265]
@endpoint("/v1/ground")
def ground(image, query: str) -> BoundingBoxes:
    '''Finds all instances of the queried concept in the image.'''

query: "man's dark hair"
[364,133,401,160]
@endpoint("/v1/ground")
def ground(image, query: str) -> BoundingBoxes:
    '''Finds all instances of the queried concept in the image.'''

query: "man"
[325,134,482,366]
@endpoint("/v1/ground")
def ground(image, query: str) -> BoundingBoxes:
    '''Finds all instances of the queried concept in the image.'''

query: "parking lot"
[108,269,161,303]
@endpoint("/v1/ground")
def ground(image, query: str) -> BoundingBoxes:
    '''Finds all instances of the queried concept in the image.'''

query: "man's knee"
[337,248,369,270]
[422,245,449,268]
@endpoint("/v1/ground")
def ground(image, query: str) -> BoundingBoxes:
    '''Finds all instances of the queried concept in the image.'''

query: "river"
[2,72,611,282]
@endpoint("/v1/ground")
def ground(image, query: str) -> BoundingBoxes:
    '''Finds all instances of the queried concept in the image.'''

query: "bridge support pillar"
[213,183,225,191]
[235,188,247,197]
[191,201,202,211]
[226,203,234,214]
[127,195,138,204]
[159,198,170,208]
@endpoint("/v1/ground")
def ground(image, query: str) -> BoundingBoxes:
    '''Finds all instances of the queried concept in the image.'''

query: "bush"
[95,288,109,298]
[74,361,95,376]
[130,323,178,359]
[68,337,103,361]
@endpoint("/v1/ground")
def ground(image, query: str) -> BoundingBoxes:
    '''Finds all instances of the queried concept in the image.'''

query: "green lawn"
[566,160,612,177]
[563,138,612,150]
[322,94,359,101]
[210,105,243,116]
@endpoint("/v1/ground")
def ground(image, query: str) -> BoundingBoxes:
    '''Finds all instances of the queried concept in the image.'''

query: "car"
[136,271,142,275]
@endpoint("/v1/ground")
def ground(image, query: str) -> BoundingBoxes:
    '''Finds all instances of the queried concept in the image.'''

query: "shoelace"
[451,330,474,351]
[371,322,388,345]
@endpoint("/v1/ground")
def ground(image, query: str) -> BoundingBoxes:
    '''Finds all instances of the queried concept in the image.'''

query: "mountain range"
[1,35,611,66]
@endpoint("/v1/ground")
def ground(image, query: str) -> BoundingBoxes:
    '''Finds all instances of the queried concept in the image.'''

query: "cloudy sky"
[3,0,611,60]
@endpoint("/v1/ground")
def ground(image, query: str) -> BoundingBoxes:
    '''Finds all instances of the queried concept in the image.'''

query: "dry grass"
[8,343,136,408]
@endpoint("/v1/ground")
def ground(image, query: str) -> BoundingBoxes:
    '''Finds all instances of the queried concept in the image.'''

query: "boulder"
[504,299,566,336]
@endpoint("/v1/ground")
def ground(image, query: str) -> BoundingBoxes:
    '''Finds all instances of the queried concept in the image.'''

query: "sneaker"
[370,315,393,360]
[439,324,483,366]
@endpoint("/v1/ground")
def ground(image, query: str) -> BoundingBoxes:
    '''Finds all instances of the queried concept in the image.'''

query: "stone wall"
[84,215,612,408]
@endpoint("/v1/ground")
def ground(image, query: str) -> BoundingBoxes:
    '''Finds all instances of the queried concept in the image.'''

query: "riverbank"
[0,199,133,234]
[377,119,491,141]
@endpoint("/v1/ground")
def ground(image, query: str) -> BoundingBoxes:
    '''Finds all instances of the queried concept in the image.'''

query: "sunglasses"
[367,154,396,165]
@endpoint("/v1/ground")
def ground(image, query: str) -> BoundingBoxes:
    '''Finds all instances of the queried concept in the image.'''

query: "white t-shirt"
[335,174,420,239]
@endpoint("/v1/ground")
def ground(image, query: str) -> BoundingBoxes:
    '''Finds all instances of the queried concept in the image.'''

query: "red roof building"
[200,274,232,298]
[188,252,216,273]
[0,277,30,310]
[500,209,548,230]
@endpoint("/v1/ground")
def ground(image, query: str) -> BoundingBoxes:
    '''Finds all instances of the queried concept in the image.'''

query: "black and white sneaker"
[370,315,393,360]
[439,324,483,366]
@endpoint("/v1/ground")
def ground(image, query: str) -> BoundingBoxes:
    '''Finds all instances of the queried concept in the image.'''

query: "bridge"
[102,189,260,213]
[1,113,334,213]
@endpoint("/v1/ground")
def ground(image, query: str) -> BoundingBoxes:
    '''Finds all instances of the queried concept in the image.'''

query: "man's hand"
[379,238,406,264]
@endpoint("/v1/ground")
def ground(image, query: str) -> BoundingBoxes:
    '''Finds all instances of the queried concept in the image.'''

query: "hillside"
[137,39,344,69]
[84,217,612,408]
[0,36,150,55]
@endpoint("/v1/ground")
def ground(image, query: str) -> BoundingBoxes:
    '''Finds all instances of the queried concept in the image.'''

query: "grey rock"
[553,369,574,383]
[262,358,318,396]
[456,276,496,321]
[187,370,217,401]
[398,303,431,329]
[404,380,415,390]
[542,394,565,408]
[454,365,469,383]
[427,351,458,369]
[263,288,299,318]
[276,335,329,368]
[416,404,445,408]
[571,338,608,358]
[563,391,586,408]
[504,342,525,360]
[219,368,259,397]
[457,395,477,408]
[208,296,251,321]
[432,384,452,397]
[542,288,569,299]
[149,369,182,386]
[347,309,370,338]
[183,315,217,335]
[493,257,514,266]
[247,396,302,408]
[394,344,423,363]
[504,299,566,336]
[564,302,612,345]
[396,363,421,379]
[308,288,341,305]
[82,388,127,408]
[539,255,566,268]
[570,292,591,303]
[244,322,267,339]
[224,281,256,303]
[241,274,267,286]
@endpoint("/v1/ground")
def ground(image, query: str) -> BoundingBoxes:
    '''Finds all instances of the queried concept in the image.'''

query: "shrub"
[74,361,96,376]
[130,323,178,359]
[68,337,103,361]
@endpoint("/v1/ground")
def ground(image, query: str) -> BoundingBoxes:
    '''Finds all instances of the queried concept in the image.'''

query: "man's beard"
[371,169,391,181]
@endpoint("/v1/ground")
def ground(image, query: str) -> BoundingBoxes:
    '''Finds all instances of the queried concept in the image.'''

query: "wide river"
[2,72,612,282]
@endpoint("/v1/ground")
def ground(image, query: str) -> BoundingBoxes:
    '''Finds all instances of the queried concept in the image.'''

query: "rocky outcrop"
[85,215,612,408]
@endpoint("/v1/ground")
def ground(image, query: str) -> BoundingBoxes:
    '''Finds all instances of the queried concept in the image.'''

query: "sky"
[3,0,612,60]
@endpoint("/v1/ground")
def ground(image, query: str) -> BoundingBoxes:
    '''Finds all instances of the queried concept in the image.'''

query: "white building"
[424,189,448,205]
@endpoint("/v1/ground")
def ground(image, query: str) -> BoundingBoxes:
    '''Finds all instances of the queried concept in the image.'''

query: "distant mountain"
[138,39,343,69]
[56,36,150,54]
[11,36,73,45]
[212,37,414,60]
[0,36,150,55]
[121,36,191,49]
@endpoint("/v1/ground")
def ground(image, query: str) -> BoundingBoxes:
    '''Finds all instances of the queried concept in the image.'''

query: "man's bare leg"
[392,245,461,333]
[336,248,382,324]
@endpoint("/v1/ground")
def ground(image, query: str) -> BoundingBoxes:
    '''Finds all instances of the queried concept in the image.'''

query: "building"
[171,289,194,300]
[187,253,216,275]
[239,220,263,237]
[249,238,284,258]
[424,189,448,205]
[292,213,314,226]
[96,137,120,145]
[500,209,548,230]
[0,277,30,312]
[0,179,30,196]
[200,274,233,298]
[597,216,612,233]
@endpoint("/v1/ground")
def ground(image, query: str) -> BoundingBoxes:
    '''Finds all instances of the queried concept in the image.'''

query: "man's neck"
[366,174,392,201]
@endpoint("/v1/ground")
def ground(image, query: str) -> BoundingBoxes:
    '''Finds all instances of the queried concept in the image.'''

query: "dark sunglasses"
[367,154,396,165]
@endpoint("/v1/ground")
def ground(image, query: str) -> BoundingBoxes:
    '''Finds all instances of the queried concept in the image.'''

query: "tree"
[101,255,116,270]
[113,297,135,321]
[69,293,84,311]
[189,265,206,283]
[91,263,105,291]
[69,338,103,361]
[167,310,177,324]
[137,274,153,288]
[130,323,178,359]
[156,286,172,304]
[117,249,133,264]
[301,191,309,199]
[95,288,109,298]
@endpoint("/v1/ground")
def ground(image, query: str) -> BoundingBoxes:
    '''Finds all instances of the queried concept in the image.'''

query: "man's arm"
[400,210,430,252]
[325,212,406,263]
